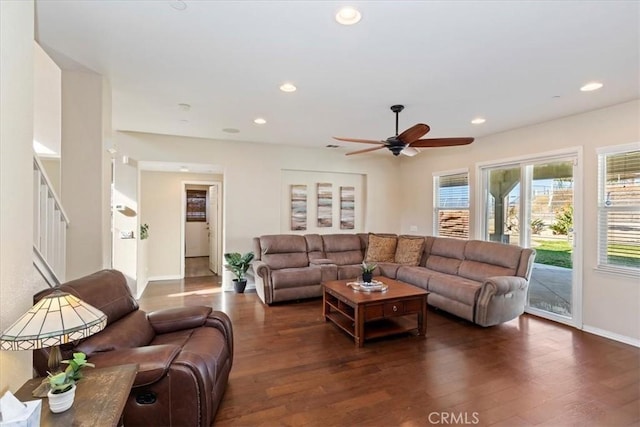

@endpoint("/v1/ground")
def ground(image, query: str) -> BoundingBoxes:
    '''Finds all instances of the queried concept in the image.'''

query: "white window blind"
[597,147,640,274]
[434,172,469,239]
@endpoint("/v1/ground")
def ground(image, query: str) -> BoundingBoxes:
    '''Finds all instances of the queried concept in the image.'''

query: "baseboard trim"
[148,275,182,281]
[582,325,640,348]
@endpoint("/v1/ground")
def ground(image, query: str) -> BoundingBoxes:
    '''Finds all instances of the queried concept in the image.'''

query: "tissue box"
[0,399,41,427]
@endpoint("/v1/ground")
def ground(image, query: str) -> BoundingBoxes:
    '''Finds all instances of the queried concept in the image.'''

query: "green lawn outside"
[532,238,573,268]
[531,238,640,269]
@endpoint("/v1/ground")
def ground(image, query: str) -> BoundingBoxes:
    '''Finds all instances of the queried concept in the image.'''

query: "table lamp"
[0,290,107,376]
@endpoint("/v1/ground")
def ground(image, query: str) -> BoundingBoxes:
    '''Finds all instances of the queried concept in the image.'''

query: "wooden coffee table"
[322,276,428,347]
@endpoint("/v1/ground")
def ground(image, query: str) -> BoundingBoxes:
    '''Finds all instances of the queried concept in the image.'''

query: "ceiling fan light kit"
[334,105,474,157]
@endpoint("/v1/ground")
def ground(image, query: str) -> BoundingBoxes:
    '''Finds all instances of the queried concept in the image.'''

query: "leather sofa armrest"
[147,306,212,334]
[87,345,181,387]
[482,276,529,295]
[204,310,234,363]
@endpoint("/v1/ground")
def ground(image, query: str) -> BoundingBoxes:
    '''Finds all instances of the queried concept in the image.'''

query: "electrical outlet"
[120,231,134,239]
[409,225,418,232]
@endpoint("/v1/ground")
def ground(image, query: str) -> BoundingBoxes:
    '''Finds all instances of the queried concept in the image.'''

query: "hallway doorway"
[185,256,214,278]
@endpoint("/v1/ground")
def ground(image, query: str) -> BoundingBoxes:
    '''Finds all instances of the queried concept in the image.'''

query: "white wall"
[112,156,138,294]
[61,70,107,279]
[400,100,640,343]
[280,170,365,233]
[120,131,403,288]
[140,171,223,279]
[0,0,48,393]
[33,42,61,156]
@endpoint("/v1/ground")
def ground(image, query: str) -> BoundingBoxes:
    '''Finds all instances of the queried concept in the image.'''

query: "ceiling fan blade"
[397,123,430,144]
[409,137,474,148]
[333,137,385,145]
[345,145,386,156]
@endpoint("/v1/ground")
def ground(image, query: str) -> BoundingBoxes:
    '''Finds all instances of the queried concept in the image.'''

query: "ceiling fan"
[333,105,474,156]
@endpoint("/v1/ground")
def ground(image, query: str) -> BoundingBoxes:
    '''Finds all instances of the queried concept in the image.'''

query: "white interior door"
[208,184,221,274]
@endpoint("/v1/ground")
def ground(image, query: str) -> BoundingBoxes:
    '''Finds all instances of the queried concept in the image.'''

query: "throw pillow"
[365,234,397,263]
[394,236,425,266]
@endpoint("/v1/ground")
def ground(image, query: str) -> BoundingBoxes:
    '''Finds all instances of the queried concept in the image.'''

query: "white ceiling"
[35,1,639,155]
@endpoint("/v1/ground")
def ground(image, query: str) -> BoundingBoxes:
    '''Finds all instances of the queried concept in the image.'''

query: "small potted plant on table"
[361,261,377,284]
[47,352,94,413]
[224,251,255,293]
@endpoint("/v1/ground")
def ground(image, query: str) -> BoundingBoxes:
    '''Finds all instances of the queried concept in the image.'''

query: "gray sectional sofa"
[251,233,535,327]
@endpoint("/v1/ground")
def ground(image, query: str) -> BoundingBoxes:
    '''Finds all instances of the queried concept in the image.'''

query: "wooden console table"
[14,364,137,427]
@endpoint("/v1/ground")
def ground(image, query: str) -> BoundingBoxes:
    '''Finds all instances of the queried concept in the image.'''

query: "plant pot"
[233,279,247,293]
[362,272,373,283]
[47,383,76,413]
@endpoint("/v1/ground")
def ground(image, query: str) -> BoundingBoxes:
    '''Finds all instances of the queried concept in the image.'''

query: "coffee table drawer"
[384,301,404,316]
[364,303,384,320]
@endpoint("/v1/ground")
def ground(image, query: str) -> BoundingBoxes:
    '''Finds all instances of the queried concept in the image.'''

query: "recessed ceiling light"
[580,81,603,92]
[279,83,297,93]
[326,144,339,148]
[254,118,267,125]
[178,103,191,111]
[222,128,240,134]
[471,117,486,125]
[180,119,189,123]
[336,7,362,25]
[169,1,187,11]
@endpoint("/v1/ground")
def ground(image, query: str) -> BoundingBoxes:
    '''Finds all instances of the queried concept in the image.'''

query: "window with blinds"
[597,146,640,274]
[434,171,469,239]
[186,190,207,222]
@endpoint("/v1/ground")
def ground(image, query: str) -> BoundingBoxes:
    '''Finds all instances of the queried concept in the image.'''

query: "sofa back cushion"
[259,235,309,270]
[425,237,466,275]
[76,310,155,356]
[394,235,425,266]
[322,234,363,265]
[365,233,398,263]
[304,234,325,261]
[35,269,138,326]
[458,240,521,281]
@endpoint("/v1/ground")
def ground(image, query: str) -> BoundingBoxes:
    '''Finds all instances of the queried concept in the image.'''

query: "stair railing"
[33,155,69,286]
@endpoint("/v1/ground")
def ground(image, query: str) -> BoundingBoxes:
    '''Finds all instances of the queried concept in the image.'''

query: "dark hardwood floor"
[138,276,640,426]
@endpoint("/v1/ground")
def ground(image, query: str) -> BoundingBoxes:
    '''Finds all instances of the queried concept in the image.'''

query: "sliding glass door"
[481,154,579,325]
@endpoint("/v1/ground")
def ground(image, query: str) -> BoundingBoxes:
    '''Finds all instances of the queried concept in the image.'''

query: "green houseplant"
[361,261,377,284]
[224,251,255,293]
[47,352,94,413]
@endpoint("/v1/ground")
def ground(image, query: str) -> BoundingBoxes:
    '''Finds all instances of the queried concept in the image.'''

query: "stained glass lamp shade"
[0,290,107,372]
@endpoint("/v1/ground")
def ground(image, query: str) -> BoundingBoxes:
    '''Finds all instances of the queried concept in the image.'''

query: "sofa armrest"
[87,345,181,387]
[252,260,273,304]
[310,258,335,265]
[148,306,213,334]
[475,276,529,327]
[204,310,234,364]
[482,276,529,295]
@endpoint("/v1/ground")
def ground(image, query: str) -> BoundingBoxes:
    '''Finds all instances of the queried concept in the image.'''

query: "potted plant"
[361,261,377,284]
[224,251,255,293]
[47,352,94,413]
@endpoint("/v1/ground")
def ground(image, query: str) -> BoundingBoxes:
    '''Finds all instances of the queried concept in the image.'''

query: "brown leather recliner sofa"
[252,233,536,327]
[33,269,233,427]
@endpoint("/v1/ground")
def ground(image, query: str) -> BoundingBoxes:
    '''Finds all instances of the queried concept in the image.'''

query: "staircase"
[33,155,69,286]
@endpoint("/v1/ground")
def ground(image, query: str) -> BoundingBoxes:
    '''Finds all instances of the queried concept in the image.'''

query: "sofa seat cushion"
[271,267,322,289]
[365,234,397,263]
[428,274,482,306]
[396,266,436,290]
[337,264,363,280]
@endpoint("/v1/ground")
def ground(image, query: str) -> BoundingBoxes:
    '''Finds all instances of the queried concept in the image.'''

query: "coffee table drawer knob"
[393,305,398,312]
[384,302,404,316]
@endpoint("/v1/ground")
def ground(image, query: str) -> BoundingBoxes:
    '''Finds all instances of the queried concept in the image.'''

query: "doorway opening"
[181,181,223,279]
